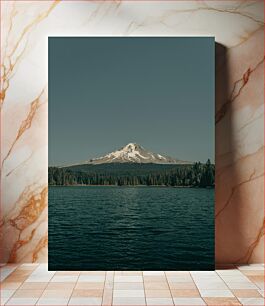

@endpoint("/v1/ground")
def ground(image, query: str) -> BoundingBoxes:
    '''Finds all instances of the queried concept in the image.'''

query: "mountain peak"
[121,143,143,152]
[87,143,190,165]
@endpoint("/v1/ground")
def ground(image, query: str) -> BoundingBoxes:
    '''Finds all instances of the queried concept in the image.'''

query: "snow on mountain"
[86,143,190,165]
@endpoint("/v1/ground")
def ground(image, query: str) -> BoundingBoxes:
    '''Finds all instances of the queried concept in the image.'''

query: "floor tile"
[12,289,43,298]
[0,266,18,282]
[173,297,206,305]
[6,297,38,305]
[71,289,103,297]
[144,282,169,290]
[193,278,224,284]
[216,270,245,276]
[36,298,69,305]
[146,297,174,305]
[219,275,250,282]
[40,289,72,298]
[102,289,112,306]
[167,276,193,283]
[55,271,80,276]
[10,270,33,276]
[258,290,264,297]
[75,282,104,290]
[104,281,114,290]
[247,275,264,283]
[50,275,78,282]
[3,275,28,283]
[30,269,54,275]
[38,264,49,270]
[225,282,258,289]
[232,289,262,298]
[194,281,228,290]
[114,282,144,290]
[1,297,10,305]
[241,270,264,276]
[19,264,39,270]
[0,290,15,305]
[1,264,264,306]
[29,271,55,277]
[0,289,15,298]
[81,271,106,275]
[145,290,172,298]
[255,282,264,290]
[144,276,167,282]
[105,272,114,288]
[45,282,76,290]
[237,264,264,271]
[191,271,217,277]
[165,271,190,276]
[112,296,146,305]
[238,297,265,305]
[0,282,22,290]
[68,297,102,305]
[199,289,234,297]
[114,276,143,283]
[115,271,142,276]
[19,282,48,290]
[78,275,105,282]
[203,297,241,305]
[25,276,54,283]
[143,271,165,276]
[169,282,197,289]
[192,275,223,281]
[170,289,200,297]
[105,274,114,281]
[113,289,145,297]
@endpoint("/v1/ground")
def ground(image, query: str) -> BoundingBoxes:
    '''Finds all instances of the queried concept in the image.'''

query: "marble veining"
[0,0,264,263]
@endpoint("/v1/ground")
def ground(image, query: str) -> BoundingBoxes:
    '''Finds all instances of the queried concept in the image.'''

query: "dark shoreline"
[49,184,214,188]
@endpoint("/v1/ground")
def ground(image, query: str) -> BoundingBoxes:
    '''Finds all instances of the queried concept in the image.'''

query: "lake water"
[48,186,214,270]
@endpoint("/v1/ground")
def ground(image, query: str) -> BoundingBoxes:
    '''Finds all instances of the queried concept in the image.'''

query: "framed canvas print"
[48,37,215,271]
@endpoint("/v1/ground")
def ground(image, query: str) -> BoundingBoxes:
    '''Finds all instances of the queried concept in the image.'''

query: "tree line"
[48,160,214,188]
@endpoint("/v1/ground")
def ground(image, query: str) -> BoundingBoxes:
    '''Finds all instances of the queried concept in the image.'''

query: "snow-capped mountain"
[86,143,189,165]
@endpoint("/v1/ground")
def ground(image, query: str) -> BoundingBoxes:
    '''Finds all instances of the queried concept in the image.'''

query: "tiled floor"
[0,264,264,305]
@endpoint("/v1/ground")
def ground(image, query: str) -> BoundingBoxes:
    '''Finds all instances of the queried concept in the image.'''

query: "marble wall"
[1,1,264,264]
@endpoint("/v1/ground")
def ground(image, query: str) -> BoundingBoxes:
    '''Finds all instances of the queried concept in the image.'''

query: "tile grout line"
[1,265,18,305]
[64,273,75,306]
[164,270,175,305]
[30,287,45,306]
[67,271,80,305]
[217,266,251,305]
[110,271,114,306]
[101,270,107,306]
[2,264,42,306]
[112,271,116,306]
[192,268,244,305]
[113,271,116,306]
[142,271,147,306]
[2,264,265,305]
[189,270,206,304]
[34,265,51,305]
[189,270,210,305]
[2,285,15,305]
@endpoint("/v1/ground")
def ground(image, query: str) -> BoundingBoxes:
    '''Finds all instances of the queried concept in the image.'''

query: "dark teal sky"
[49,37,214,166]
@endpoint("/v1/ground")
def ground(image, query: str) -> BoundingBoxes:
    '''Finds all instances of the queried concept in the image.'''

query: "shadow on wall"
[215,42,232,265]
[215,41,264,265]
